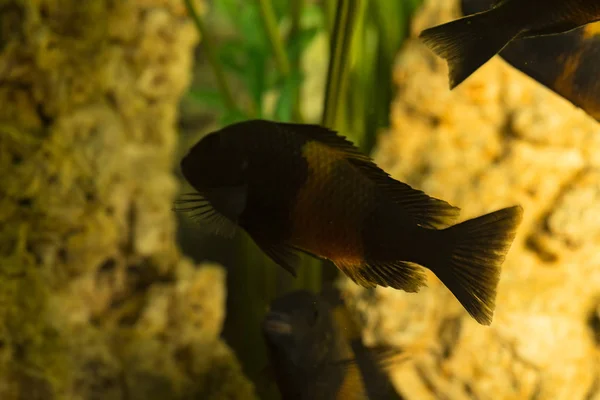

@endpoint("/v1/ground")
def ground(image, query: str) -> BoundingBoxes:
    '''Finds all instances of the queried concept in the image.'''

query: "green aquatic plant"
[184,0,239,114]
[325,0,422,153]
[184,0,320,124]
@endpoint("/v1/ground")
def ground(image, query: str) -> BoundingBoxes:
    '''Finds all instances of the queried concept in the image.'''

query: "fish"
[262,290,403,400]
[461,0,600,121]
[175,119,523,325]
[419,0,600,89]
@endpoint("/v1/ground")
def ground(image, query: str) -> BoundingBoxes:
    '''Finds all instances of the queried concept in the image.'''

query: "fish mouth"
[263,311,292,336]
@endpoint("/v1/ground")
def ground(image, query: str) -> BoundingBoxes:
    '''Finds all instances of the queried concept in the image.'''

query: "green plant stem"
[257,0,291,78]
[321,0,359,128]
[346,0,370,150]
[290,0,304,122]
[224,234,276,392]
[290,0,303,49]
[257,0,305,123]
[184,0,238,113]
[323,0,337,36]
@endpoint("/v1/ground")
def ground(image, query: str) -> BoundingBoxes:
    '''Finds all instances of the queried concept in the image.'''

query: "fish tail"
[419,7,521,89]
[428,206,523,325]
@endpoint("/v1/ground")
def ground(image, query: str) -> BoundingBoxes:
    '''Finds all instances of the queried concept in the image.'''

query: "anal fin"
[336,260,428,293]
[251,236,303,277]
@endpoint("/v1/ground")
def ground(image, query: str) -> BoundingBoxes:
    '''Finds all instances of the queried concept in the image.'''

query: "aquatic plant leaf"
[218,40,249,75]
[287,27,320,63]
[371,0,407,57]
[239,4,269,51]
[220,108,249,126]
[244,47,268,118]
[301,3,325,27]
[406,0,424,13]
[186,89,225,110]
[271,0,291,21]
[212,0,240,26]
[274,70,303,122]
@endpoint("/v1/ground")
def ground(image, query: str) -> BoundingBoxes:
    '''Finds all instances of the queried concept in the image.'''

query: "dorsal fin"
[251,234,303,277]
[277,122,460,229]
[276,122,370,161]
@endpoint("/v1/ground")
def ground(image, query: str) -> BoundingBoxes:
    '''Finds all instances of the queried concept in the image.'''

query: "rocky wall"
[0,1,255,399]
[338,1,600,399]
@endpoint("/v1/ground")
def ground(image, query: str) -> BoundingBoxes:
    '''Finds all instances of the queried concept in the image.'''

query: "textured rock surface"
[338,0,600,399]
[0,1,254,399]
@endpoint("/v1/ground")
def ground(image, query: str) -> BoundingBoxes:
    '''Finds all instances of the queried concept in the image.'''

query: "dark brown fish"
[176,119,523,325]
[462,0,600,121]
[419,0,600,89]
[262,290,403,400]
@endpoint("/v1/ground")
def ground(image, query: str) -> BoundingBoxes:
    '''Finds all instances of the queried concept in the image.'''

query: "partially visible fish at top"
[419,0,600,90]
[175,119,523,325]
[262,290,404,400]
[460,0,600,121]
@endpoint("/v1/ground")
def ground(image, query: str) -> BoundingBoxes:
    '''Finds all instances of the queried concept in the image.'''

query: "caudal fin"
[430,206,523,325]
[419,9,522,89]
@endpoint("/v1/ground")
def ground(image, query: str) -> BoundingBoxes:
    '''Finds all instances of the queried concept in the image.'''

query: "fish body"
[262,290,402,400]
[177,119,523,325]
[419,0,600,89]
[462,0,600,121]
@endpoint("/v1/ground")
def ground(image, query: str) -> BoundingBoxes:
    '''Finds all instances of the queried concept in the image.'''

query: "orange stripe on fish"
[583,21,600,38]
[289,140,367,266]
[553,50,600,121]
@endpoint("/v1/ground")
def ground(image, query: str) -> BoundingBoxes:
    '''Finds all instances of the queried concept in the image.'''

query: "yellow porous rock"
[338,1,600,399]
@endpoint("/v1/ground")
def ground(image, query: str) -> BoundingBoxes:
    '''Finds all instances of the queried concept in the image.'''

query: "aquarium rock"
[0,1,255,399]
[338,0,600,399]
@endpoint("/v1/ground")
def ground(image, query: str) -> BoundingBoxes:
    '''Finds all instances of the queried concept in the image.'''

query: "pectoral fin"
[251,236,304,277]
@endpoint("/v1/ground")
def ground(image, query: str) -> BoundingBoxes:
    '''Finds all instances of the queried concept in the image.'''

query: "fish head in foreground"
[263,290,336,371]
[180,124,250,194]
[178,122,254,227]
